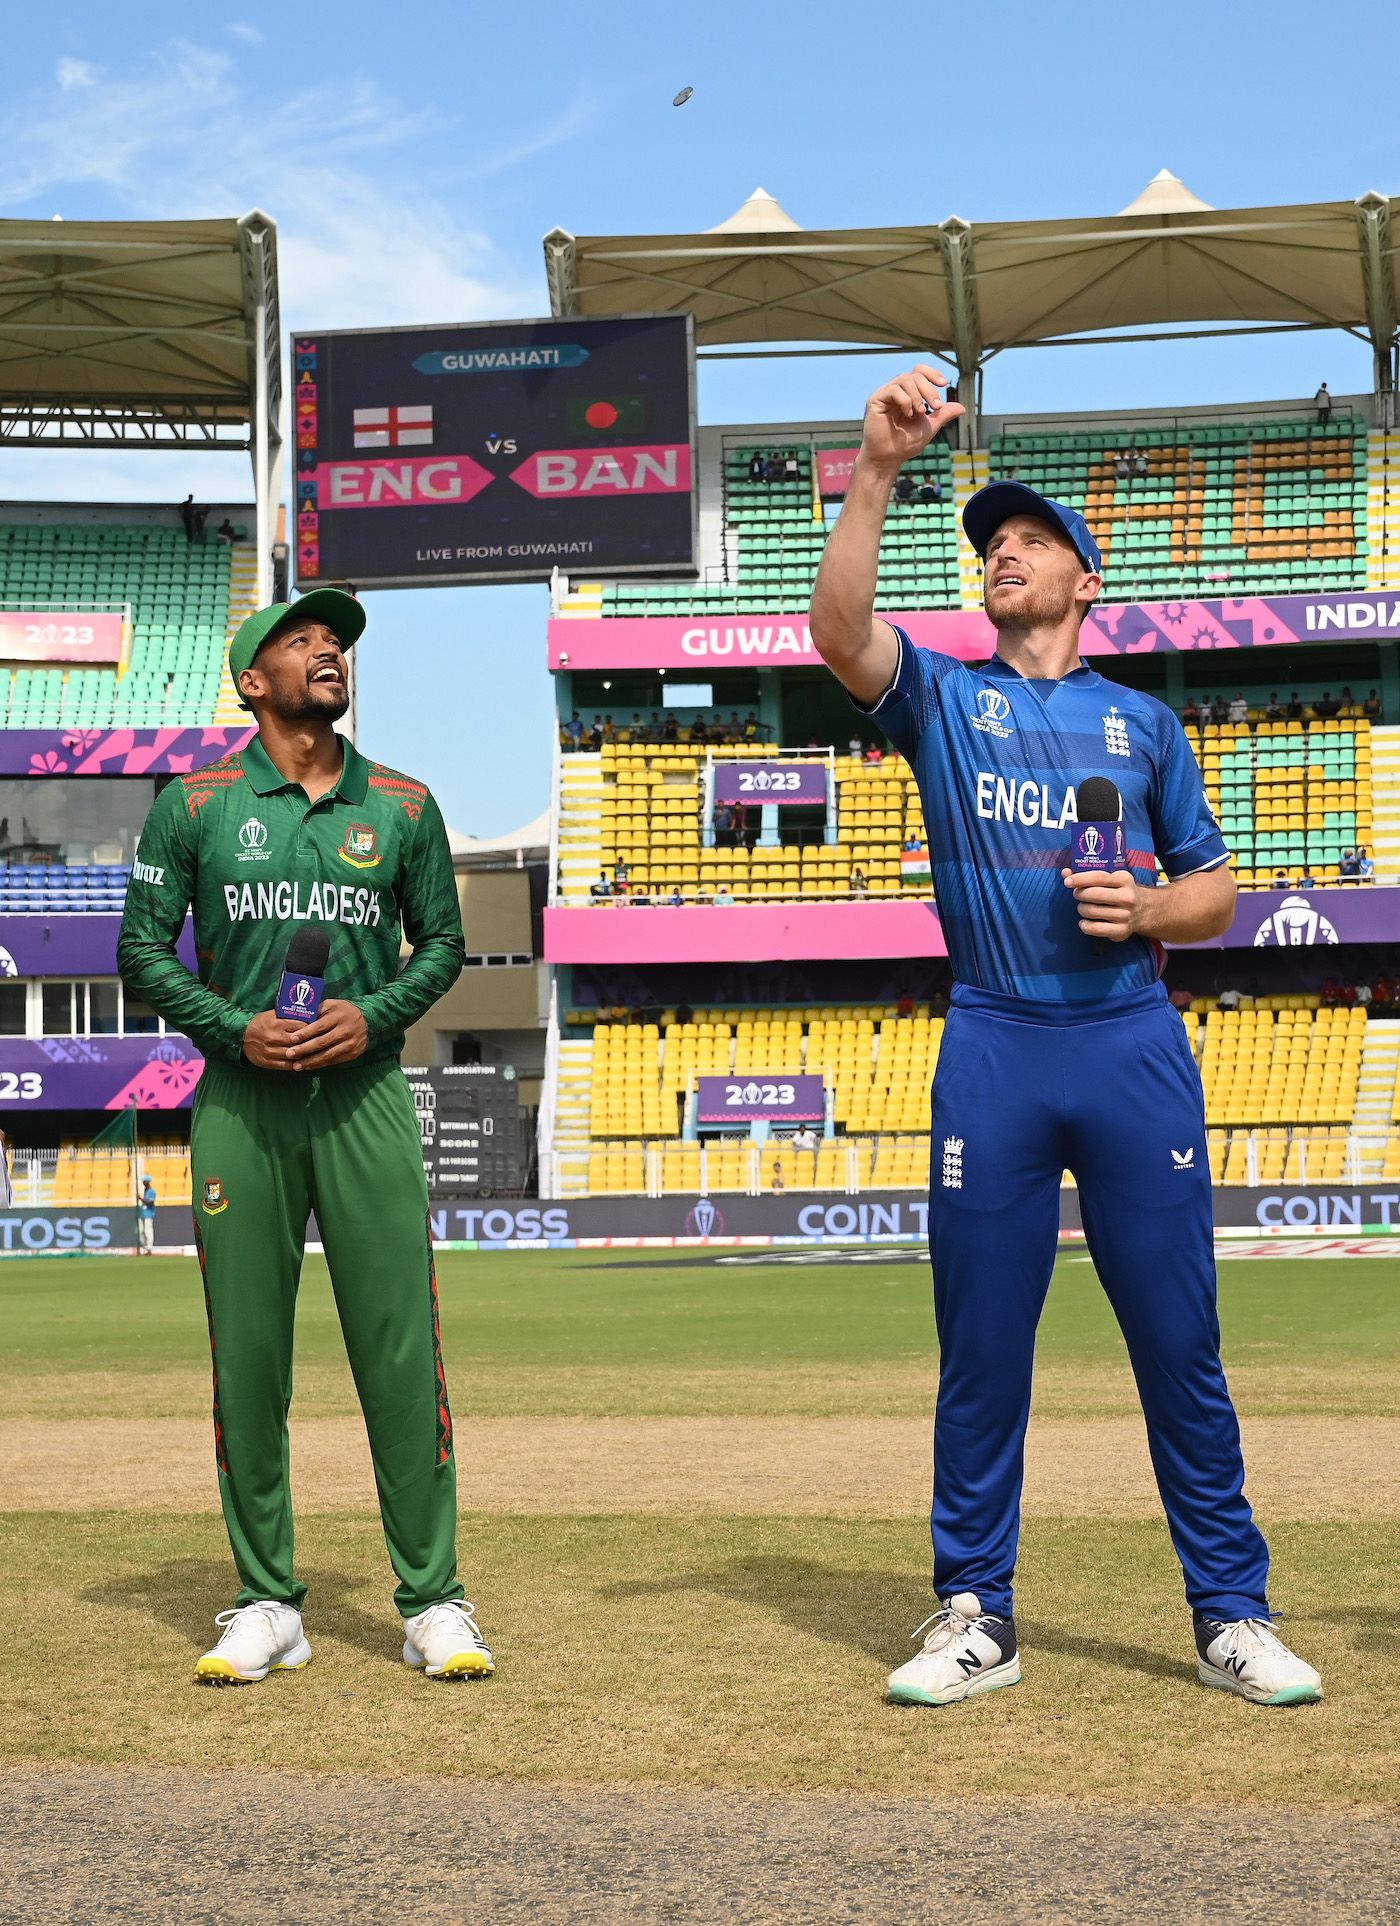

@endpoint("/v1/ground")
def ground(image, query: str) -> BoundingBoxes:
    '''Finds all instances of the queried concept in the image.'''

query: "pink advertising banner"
[545,900,947,965]
[547,589,1400,672]
[0,610,124,664]
[815,448,860,497]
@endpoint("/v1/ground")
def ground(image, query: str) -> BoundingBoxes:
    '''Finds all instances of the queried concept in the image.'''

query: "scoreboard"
[403,1064,526,1196]
[291,313,696,588]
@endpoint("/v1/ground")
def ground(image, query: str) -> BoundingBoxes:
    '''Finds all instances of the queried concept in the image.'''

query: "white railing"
[536,977,562,1200]
[546,721,564,907]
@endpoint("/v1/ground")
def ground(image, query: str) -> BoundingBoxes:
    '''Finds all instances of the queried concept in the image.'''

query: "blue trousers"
[927,981,1270,1620]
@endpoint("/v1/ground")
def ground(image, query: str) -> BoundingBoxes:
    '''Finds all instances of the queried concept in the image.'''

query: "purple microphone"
[1070,775,1126,875]
[276,926,330,1023]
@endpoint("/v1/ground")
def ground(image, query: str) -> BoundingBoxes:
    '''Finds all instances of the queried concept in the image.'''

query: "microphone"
[1071,776,1126,875]
[276,927,330,1023]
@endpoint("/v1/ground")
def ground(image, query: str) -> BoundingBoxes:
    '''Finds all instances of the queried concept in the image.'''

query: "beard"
[986,577,1079,631]
[270,680,350,723]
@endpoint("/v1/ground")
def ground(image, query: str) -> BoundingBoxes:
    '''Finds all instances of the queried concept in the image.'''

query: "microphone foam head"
[1076,775,1121,821]
[286,926,331,976]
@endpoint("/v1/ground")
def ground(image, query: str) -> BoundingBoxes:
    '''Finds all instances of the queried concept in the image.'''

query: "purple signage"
[713,761,826,807]
[696,1073,827,1124]
[1176,886,1400,949]
[0,1035,203,1109]
[0,726,254,778]
[1070,821,1126,873]
[0,915,195,976]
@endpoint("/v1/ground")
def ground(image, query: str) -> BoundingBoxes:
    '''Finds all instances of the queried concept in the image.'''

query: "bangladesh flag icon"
[567,396,646,433]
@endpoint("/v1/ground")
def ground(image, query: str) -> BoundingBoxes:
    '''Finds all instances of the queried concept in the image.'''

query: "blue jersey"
[859,628,1228,1001]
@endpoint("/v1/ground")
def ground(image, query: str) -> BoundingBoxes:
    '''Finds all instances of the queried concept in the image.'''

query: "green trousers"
[191,1056,462,1618]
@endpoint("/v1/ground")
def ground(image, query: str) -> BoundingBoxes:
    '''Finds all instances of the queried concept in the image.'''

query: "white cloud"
[55,57,98,90]
[225,21,263,43]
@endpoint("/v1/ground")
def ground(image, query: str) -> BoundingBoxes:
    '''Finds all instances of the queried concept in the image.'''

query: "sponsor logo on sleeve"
[132,858,165,887]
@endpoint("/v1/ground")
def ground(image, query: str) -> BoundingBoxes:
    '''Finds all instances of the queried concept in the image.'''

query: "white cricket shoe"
[402,1600,495,1681]
[886,1592,1020,1706]
[1195,1616,1322,1705]
[194,1601,311,1686]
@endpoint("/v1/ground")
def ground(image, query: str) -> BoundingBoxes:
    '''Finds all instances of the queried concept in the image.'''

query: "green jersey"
[118,735,465,1067]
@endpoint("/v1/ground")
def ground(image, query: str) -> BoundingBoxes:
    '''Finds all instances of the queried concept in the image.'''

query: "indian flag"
[900,848,931,883]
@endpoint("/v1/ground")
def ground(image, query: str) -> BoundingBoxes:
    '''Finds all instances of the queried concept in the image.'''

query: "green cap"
[228,588,366,710]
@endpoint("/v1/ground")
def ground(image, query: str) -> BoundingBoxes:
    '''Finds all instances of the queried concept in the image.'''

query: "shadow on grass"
[606,1554,1181,1679]
[84,1559,396,1661]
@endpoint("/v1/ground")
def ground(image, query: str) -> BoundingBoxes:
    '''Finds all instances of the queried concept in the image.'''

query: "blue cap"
[961,482,1102,575]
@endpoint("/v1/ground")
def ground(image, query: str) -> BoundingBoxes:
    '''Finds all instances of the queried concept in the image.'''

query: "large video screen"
[291,314,696,588]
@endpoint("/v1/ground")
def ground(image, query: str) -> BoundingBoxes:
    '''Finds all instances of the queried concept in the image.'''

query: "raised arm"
[808,365,964,704]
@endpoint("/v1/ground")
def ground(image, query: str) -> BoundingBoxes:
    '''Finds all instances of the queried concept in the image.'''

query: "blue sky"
[2,1,1398,833]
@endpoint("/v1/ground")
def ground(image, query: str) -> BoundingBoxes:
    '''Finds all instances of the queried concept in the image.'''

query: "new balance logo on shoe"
[955,1651,984,1678]
[1171,1147,1194,1170]
[1224,1654,1248,1678]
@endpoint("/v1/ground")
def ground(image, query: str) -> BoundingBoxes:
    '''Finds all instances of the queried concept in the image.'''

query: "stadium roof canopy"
[0,212,282,594]
[543,177,1400,409]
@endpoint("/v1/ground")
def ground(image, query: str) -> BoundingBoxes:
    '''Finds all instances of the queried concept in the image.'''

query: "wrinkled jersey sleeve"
[1149,710,1230,878]
[849,625,958,760]
[356,788,466,1049]
[117,781,255,1064]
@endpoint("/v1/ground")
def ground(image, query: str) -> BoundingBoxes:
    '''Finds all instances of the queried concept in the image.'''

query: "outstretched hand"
[860,364,964,472]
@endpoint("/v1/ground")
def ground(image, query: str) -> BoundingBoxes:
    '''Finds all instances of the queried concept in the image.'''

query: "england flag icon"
[353,405,433,449]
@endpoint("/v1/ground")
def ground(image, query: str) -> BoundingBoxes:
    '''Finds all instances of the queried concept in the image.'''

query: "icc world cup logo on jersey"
[970,687,1013,739]
[337,822,381,869]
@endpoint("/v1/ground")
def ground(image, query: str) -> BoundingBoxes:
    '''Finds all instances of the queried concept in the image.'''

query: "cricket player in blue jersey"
[810,366,1321,1709]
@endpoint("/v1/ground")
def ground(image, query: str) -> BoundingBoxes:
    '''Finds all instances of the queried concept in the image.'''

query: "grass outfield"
[2,1247,1398,1810]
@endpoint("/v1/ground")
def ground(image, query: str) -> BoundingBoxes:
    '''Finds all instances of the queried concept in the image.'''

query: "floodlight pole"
[238,211,283,607]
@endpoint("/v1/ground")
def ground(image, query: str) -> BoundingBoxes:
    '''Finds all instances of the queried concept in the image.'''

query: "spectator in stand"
[894,473,914,503]
[1272,868,1290,890]
[178,493,199,541]
[863,743,884,764]
[215,517,237,544]
[693,888,711,906]
[915,477,942,504]
[1113,452,1131,480]
[1168,985,1194,1012]
[667,887,684,906]
[1132,450,1149,478]
[783,452,800,482]
[1296,869,1316,889]
[1320,976,1343,1007]
[1182,695,1202,727]
[1313,691,1340,720]
[851,866,869,896]
[1218,986,1242,1012]
[1287,692,1304,720]
[1339,848,1359,878]
[601,715,616,742]
[629,713,645,738]
[902,833,923,853]
[896,993,916,1019]
[1364,688,1382,720]
[1314,382,1332,427]
[849,733,864,756]
[1372,972,1395,1014]
[674,1001,694,1025]
[728,711,743,739]
[563,711,584,747]
[629,890,652,907]
[589,872,613,902]
[748,452,767,483]
[714,801,734,844]
[1208,694,1230,725]
[1228,692,1249,725]
[713,885,736,906]
[1354,979,1374,1009]
[589,715,605,749]
[1265,692,1285,721]
[770,1161,786,1195]
[791,1123,819,1154]
[1340,686,1356,713]
[613,881,630,905]
[744,712,761,741]
[1358,846,1375,880]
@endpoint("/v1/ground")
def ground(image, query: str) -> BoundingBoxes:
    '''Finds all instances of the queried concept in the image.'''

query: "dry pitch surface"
[3,1245,1398,1921]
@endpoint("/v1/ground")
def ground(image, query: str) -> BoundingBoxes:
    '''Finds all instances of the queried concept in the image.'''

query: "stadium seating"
[559,997,1369,1197]
[0,520,254,727]
[556,741,933,905]
[1193,718,1374,885]
[49,1143,188,1206]
[0,863,131,911]
[597,441,960,615]
[988,416,1367,600]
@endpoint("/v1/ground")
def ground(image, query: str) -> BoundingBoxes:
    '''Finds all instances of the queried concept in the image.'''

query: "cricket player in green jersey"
[119,588,494,1686]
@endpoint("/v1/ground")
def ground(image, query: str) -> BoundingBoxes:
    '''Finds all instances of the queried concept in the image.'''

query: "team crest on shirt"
[201,1177,229,1216]
[337,822,380,869]
[1103,707,1131,756]
[970,688,1014,739]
